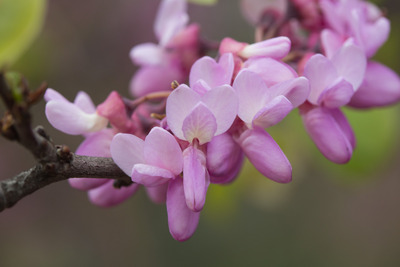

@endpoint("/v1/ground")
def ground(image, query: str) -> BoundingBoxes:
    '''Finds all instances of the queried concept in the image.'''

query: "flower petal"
[74,91,96,113]
[183,145,209,212]
[301,106,353,164]
[88,180,140,207]
[44,88,68,102]
[182,103,217,145]
[240,37,291,59]
[252,95,293,128]
[132,163,175,187]
[166,84,201,140]
[167,178,200,241]
[318,78,354,108]
[146,183,168,204]
[235,126,292,183]
[110,133,145,176]
[129,43,165,66]
[349,61,400,108]
[269,77,310,107]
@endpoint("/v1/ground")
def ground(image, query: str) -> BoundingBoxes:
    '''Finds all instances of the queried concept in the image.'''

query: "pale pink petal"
[240,37,291,59]
[321,29,345,59]
[88,180,140,207]
[130,65,185,97]
[182,103,217,145]
[269,77,310,107]
[201,85,238,135]
[318,78,354,108]
[131,164,175,187]
[74,91,96,113]
[44,88,68,102]
[129,43,165,66]
[235,127,292,183]
[45,101,107,135]
[331,43,367,90]
[191,80,211,95]
[189,53,234,88]
[154,0,188,46]
[349,61,400,108]
[244,57,297,87]
[304,54,339,105]
[110,133,145,176]
[144,127,183,175]
[233,70,269,124]
[219,37,247,55]
[207,133,244,184]
[146,183,168,204]
[167,178,200,241]
[363,17,390,57]
[183,145,209,212]
[301,106,353,164]
[252,95,293,128]
[166,84,201,140]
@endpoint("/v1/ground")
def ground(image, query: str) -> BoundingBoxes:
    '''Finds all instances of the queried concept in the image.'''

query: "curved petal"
[240,37,291,59]
[110,133,145,176]
[189,53,234,88]
[301,106,353,164]
[318,78,354,108]
[167,178,200,242]
[144,127,183,175]
[146,183,168,204]
[252,95,293,128]
[269,77,310,107]
[304,54,339,105]
[235,126,292,183]
[331,43,366,90]
[201,85,238,136]
[182,103,217,145]
[183,145,209,212]
[349,61,400,108]
[131,164,175,187]
[154,0,188,46]
[233,70,268,124]
[244,57,297,87]
[88,180,140,208]
[45,101,107,135]
[321,29,344,59]
[44,88,68,102]
[166,84,201,140]
[363,17,390,57]
[129,43,165,66]
[74,91,96,113]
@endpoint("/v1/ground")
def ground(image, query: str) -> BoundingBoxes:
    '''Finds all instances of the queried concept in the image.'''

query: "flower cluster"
[44,0,400,241]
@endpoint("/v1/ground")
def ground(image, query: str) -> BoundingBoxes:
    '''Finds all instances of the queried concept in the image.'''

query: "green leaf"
[0,0,47,67]
[187,0,218,5]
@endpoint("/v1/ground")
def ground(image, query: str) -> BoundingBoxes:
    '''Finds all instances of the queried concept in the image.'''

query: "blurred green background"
[1,0,400,266]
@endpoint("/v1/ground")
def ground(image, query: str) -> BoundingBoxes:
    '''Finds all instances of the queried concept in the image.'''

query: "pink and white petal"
[244,57,297,87]
[129,43,165,66]
[235,126,292,183]
[167,178,200,241]
[233,70,268,124]
[183,145,209,212]
[131,164,175,187]
[240,37,291,59]
[44,88,68,102]
[189,54,233,88]
[252,95,293,128]
[76,129,114,157]
[201,85,238,135]
[331,43,367,90]
[144,127,183,175]
[45,101,103,135]
[321,29,345,59]
[349,61,400,108]
[166,84,201,140]
[218,53,235,84]
[154,0,188,46]
[146,183,168,204]
[88,180,140,208]
[182,103,217,145]
[74,91,96,113]
[302,106,353,164]
[269,77,310,107]
[110,133,145,176]
[191,80,211,95]
[304,54,339,105]
[318,78,354,108]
